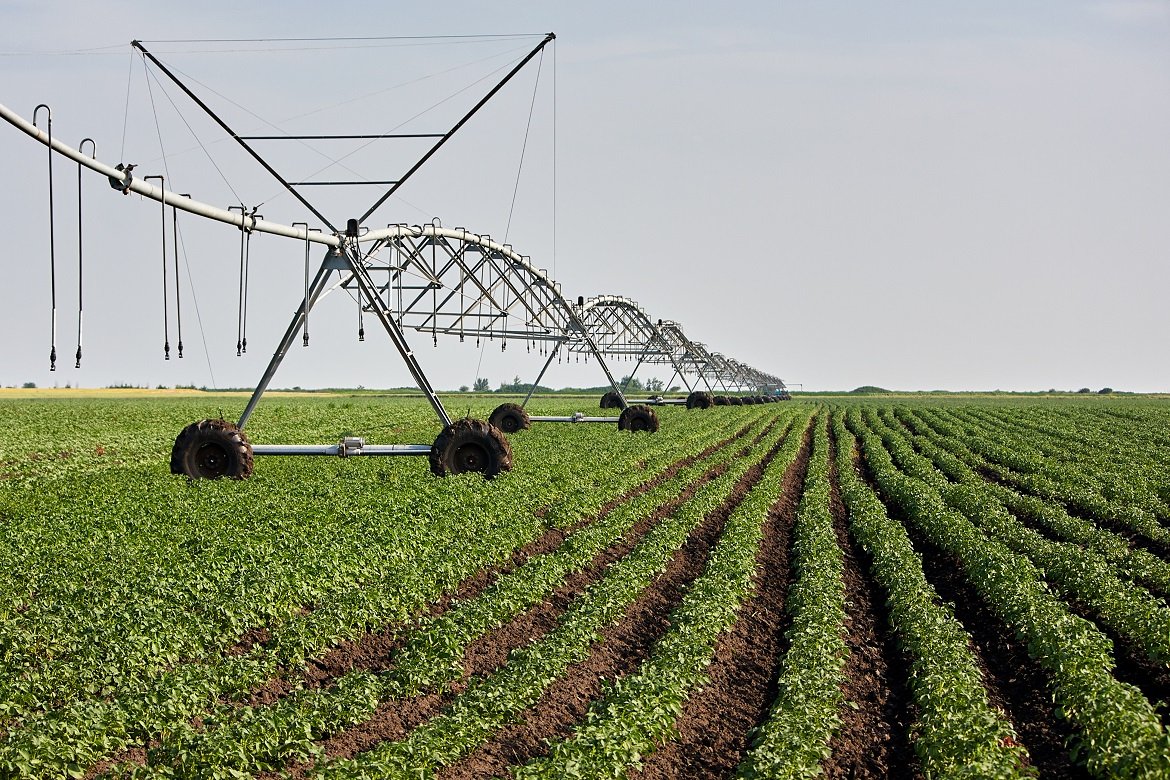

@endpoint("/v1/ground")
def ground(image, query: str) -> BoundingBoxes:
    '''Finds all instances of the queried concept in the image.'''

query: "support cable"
[141,60,245,206]
[174,220,217,387]
[503,48,543,243]
[552,39,557,281]
[34,105,57,371]
[120,49,134,161]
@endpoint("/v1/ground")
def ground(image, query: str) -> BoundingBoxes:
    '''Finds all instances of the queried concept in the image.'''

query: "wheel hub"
[453,442,489,473]
[195,442,230,477]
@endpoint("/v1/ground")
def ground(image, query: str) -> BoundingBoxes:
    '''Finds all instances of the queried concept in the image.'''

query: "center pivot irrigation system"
[3,33,788,480]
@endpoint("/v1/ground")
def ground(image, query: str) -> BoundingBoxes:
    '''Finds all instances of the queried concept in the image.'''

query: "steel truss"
[570,296,788,400]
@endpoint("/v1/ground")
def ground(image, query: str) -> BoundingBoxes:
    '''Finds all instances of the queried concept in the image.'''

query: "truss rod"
[358,32,555,225]
[131,40,338,234]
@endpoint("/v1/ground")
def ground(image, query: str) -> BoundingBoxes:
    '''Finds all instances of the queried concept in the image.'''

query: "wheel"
[713,395,729,406]
[729,396,743,406]
[489,402,531,434]
[599,390,623,409]
[685,390,714,410]
[618,404,659,433]
[430,417,513,478]
[171,419,253,479]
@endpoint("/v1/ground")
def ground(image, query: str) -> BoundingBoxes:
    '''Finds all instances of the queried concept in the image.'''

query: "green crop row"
[866,408,1170,666]
[931,407,1170,548]
[733,413,846,778]
[848,409,1170,779]
[828,412,1030,777]
[963,406,1169,520]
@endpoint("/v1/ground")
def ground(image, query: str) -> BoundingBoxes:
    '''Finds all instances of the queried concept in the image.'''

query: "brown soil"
[82,746,147,779]
[436,420,799,779]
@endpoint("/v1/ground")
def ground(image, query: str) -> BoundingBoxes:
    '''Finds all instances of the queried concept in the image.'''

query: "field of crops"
[2,393,1169,778]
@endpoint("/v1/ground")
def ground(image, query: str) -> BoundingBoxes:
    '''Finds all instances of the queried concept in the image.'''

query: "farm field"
[1,394,1169,778]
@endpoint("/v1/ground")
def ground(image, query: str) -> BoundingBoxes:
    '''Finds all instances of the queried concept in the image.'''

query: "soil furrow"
[820,426,917,780]
[627,418,812,780]
[434,419,797,779]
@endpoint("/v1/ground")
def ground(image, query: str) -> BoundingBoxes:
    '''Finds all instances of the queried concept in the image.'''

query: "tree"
[459,385,470,393]
[645,377,664,392]
[1098,387,1114,394]
[22,381,36,389]
[1077,387,1092,394]
[473,377,491,392]
[620,375,644,392]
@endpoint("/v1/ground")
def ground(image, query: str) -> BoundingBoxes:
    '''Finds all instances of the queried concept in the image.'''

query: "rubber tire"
[171,418,253,479]
[685,390,714,410]
[729,396,743,406]
[489,402,531,434]
[713,395,729,406]
[430,417,513,478]
[618,404,659,433]
[599,391,623,409]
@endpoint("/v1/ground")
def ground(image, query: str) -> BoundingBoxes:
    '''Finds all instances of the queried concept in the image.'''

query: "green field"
[1,394,1168,778]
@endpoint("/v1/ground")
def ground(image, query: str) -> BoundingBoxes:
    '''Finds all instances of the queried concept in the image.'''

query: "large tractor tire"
[713,395,730,406]
[685,390,714,410]
[171,419,254,479]
[729,396,743,406]
[430,418,512,478]
[489,402,531,434]
[599,391,623,409]
[618,404,659,433]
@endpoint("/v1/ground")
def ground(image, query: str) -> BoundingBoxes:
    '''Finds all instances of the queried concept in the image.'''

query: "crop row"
[829,413,1029,777]
[961,405,1170,518]
[865,407,1170,665]
[847,408,1170,778]
[893,407,1170,598]
[928,407,1170,547]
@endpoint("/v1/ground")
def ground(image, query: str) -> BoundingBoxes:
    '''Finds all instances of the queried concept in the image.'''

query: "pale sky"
[1,1,1167,392]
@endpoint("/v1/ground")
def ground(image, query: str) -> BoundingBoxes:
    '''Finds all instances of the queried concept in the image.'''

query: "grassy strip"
[849,408,1170,779]
[308,411,808,778]
[511,411,813,779]
[827,411,1030,777]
